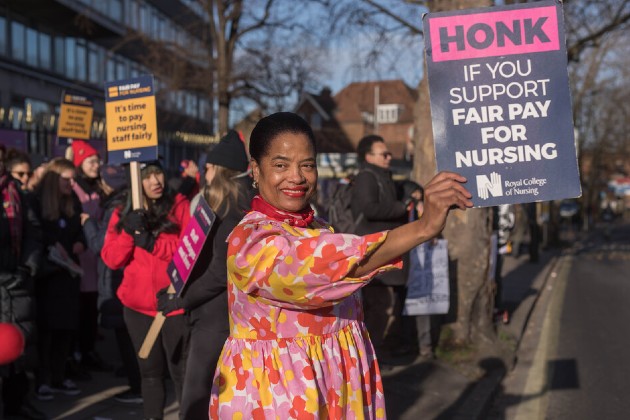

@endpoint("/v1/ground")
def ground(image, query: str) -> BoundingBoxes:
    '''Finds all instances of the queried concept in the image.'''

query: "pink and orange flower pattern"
[209,211,401,419]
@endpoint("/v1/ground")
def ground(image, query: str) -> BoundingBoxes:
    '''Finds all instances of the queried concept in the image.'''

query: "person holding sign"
[156,130,252,419]
[101,161,190,420]
[209,112,473,418]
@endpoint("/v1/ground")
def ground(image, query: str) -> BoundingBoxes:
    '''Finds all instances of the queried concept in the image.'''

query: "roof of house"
[295,87,336,121]
[333,79,418,123]
[295,88,354,153]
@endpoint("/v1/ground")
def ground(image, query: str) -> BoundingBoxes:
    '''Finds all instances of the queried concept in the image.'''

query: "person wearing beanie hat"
[205,130,249,173]
[100,164,128,193]
[155,129,252,419]
[70,140,98,169]
[101,154,190,418]
[70,139,112,377]
[81,163,143,406]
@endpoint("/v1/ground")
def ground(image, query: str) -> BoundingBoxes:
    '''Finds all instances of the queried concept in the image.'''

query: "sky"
[327,34,425,94]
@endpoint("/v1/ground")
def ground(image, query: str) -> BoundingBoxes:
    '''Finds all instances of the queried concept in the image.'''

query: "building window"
[110,0,123,22]
[65,38,76,79]
[39,33,51,70]
[88,48,99,83]
[377,104,402,124]
[116,59,127,80]
[11,22,25,61]
[106,56,116,81]
[54,37,65,74]
[140,4,150,34]
[25,98,52,126]
[128,0,139,28]
[0,17,6,55]
[76,42,87,81]
[311,114,322,130]
[26,27,38,67]
[199,98,210,121]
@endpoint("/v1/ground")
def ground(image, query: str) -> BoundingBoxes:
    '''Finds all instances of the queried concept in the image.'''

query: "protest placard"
[168,196,217,295]
[404,239,450,316]
[104,75,158,164]
[57,92,93,140]
[424,0,581,207]
[104,75,162,357]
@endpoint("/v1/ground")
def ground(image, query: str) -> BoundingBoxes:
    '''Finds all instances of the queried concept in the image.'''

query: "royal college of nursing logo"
[477,172,503,200]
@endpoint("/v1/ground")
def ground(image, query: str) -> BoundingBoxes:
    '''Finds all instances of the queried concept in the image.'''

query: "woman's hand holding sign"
[418,171,473,238]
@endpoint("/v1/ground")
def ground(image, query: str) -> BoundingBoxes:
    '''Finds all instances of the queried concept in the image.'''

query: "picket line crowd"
[1,112,491,419]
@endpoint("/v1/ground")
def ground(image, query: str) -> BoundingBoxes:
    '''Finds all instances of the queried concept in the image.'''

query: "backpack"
[327,180,364,233]
[327,169,384,233]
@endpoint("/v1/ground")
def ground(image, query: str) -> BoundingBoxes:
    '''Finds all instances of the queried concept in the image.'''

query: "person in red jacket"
[102,161,190,420]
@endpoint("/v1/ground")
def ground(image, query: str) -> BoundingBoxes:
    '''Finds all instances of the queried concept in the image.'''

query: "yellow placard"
[57,103,93,140]
[105,95,158,152]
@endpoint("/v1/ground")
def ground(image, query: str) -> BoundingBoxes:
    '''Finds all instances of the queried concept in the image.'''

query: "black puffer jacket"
[182,179,253,326]
[350,163,408,286]
[0,180,43,370]
[33,190,84,330]
[82,190,126,329]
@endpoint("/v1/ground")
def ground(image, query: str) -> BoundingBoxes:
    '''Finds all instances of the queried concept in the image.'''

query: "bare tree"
[96,0,329,134]
[565,1,630,229]
[327,0,630,353]
[199,0,332,132]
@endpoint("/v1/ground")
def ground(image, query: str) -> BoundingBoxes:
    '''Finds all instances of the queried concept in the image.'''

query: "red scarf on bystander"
[0,174,22,259]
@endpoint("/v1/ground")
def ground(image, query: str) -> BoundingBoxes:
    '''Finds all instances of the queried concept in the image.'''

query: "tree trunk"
[413,0,496,347]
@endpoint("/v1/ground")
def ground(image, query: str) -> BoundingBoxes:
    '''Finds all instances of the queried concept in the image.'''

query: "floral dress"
[209,210,402,419]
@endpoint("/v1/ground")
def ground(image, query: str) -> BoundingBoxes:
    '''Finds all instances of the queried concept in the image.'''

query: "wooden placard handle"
[129,161,165,359]
[138,284,175,359]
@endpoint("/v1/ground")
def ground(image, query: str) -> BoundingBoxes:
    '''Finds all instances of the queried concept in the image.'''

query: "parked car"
[559,200,579,218]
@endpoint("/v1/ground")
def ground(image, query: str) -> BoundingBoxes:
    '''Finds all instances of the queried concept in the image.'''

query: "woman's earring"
[252,180,258,189]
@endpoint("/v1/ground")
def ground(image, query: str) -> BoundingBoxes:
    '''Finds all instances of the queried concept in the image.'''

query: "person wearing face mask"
[69,140,112,376]
[101,161,190,420]
[156,130,253,419]
[209,112,472,419]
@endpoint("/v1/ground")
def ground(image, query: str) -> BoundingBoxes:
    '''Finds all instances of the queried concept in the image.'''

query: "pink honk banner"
[168,197,216,295]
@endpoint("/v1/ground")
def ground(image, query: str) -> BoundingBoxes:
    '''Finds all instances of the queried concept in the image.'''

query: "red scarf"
[251,195,314,227]
[1,174,22,259]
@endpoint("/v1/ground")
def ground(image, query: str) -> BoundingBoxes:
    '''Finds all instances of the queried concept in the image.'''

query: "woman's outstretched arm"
[350,171,473,277]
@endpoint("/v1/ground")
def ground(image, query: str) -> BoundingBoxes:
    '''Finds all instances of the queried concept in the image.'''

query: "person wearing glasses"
[5,150,32,191]
[69,140,112,377]
[0,146,46,420]
[351,135,413,362]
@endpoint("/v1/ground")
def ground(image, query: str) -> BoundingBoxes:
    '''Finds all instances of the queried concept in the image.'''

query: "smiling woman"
[209,112,474,419]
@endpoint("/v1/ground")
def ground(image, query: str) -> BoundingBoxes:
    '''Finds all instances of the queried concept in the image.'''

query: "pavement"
[20,247,560,420]
[379,246,561,420]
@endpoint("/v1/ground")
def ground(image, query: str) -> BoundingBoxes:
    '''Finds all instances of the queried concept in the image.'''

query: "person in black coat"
[157,130,252,419]
[350,135,411,357]
[32,158,85,400]
[81,164,142,404]
[0,146,45,419]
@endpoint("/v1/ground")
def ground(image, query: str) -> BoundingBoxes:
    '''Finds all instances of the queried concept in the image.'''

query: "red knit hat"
[71,140,98,168]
